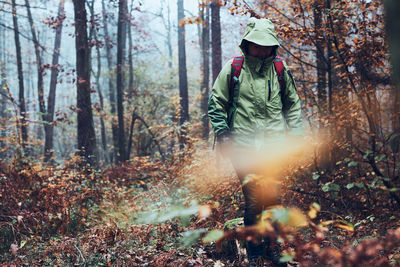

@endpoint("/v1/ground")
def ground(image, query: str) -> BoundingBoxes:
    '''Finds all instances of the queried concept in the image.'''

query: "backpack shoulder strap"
[273,56,286,92]
[230,56,244,94]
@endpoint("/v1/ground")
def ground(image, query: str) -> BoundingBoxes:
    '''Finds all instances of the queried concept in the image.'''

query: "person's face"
[247,42,273,58]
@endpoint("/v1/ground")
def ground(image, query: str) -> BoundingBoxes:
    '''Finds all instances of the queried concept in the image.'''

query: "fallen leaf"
[10,244,18,255]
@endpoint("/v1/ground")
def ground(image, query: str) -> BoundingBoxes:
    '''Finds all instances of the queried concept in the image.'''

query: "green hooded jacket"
[208,18,304,149]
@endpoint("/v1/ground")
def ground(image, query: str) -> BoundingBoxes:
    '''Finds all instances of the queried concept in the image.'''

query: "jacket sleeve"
[282,61,304,136]
[208,60,233,136]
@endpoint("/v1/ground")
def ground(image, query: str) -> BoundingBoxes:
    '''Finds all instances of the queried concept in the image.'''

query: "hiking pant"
[236,171,279,259]
[230,149,282,260]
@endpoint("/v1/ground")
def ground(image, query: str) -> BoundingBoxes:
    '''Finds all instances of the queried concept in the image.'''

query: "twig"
[0,1,45,9]
[289,188,337,203]
[134,113,166,161]
[74,244,86,264]
[280,44,321,70]
[0,22,46,50]
[318,210,345,220]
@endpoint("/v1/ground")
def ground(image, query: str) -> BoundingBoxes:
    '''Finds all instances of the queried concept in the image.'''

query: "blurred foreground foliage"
[1,139,399,266]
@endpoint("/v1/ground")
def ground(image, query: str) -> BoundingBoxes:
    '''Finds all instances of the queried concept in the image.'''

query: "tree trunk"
[25,0,45,117]
[0,22,7,156]
[102,0,119,163]
[73,0,97,165]
[116,0,128,162]
[93,11,108,164]
[87,0,108,164]
[177,0,189,125]
[43,0,65,161]
[127,110,136,159]
[128,3,134,98]
[211,0,222,84]
[95,44,108,164]
[313,1,330,170]
[11,0,28,146]
[313,1,327,118]
[200,3,210,139]
[166,0,173,69]
[126,0,135,160]
[383,0,400,132]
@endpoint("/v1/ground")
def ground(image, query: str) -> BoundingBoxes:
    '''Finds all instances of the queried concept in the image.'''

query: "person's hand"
[216,130,232,157]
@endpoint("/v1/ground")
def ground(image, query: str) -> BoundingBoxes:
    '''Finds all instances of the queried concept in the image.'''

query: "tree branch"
[134,113,166,161]
[0,22,46,50]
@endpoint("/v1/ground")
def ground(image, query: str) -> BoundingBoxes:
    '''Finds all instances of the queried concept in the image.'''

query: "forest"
[0,0,400,266]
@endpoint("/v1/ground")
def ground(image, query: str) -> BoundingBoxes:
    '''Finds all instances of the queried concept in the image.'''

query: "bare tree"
[102,0,118,163]
[0,17,8,156]
[211,0,221,84]
[73,0,97,164]
[11,0,28,147]
[177,0,189,125]
[127,0,136,160]
[44,0,65,161]
[25,0,65,161]
[313,1,327,117]
[200,1,210,139]
[165,0,173,68]
[383,0,400,133]
[25,0,44,121]
[116,0,128,162]
[88,0,108,164]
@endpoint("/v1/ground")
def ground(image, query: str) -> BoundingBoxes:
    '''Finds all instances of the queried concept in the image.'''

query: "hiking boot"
[249,256,264,267]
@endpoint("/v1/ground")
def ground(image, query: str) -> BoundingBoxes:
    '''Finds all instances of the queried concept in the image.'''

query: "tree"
[157,0,174,69]
[73,0,97,164]
[88,0,108,164]
[45,0,65,161]
[11,0,28,148]
[101,0,119,163]
[383,0,400,133]
[126,0,136,160]
[116,0,128,162]
[25,0,44,128]
[200,1,210,139]
[25,0,65,161]
[313,1,327,117]
[0,17,8,157]
[177,0,189,125]
[211,0,222,84]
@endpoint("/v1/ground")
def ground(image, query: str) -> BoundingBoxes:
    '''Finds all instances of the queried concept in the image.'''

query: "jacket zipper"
[268,80,271,101]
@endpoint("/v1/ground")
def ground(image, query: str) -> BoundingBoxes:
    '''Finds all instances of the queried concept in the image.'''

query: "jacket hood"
[239,18,280,55]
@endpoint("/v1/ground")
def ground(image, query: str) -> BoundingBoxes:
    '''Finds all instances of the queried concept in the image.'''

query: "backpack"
[229,55,286,96]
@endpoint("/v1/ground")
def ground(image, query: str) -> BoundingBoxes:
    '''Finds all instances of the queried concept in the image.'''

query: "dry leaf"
[10,244,18,255]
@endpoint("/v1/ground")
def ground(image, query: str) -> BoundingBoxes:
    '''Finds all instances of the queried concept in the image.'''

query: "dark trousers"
[237,171,280,259]
[228,147,288,266]
[231,150,281,260]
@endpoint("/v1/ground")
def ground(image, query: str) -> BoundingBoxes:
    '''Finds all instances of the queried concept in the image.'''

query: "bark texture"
[116,0,128,161]
[177,0,189,124]
[102,0,119,163]
[200,3,210,139]
[211,0,222,84]
[44,0,65,161]
[383,0,400,132]
[11,0,28,145]
[73,0,97,164]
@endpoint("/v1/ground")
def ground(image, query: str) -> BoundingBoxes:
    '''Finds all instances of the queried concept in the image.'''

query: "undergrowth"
[1,143,400,266]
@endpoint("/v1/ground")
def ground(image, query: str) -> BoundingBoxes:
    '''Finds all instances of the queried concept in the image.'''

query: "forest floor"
[1,145,400,266]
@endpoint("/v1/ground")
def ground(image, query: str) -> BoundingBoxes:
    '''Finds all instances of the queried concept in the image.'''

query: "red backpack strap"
[273,56,285,91]
[230,56,244,94]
